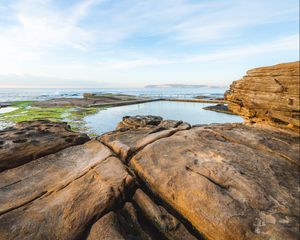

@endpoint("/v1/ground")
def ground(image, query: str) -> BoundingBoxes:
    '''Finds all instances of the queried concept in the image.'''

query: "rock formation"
[225,61,300,130]
[0,120,89,171]
[0,62,299,240]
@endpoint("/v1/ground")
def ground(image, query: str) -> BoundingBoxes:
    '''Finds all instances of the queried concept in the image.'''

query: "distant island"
[145,84,210,88]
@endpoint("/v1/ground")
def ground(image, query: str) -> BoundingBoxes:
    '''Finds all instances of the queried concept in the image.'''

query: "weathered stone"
[0,120,89,171]
[99,116,190,162]
[87,203,154,240]
[130,123,299,240]
[116,115,163,129]
[0,141,134,240]
[225,61,300,130]
[117,202,153,240]
[87,212,125,240]
[133,189,198,240]
[203,104,236,115]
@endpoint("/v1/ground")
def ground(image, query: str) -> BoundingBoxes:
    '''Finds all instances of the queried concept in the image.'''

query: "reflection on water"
[85,101,243,135]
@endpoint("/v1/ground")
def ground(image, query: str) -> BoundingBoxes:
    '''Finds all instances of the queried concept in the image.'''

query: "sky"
[0,0,299,88]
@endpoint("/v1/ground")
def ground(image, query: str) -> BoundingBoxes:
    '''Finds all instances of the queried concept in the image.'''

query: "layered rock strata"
[225,61,300,130]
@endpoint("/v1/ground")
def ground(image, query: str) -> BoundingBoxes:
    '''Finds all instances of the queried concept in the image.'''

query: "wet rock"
[129,123,299,240]
[203,104,236,115]
[225,61,300,130]
[0,140,134,240]
[0,120,89,171]
[99,116,190,162]
[0,103,11,108]
[117,115,163,129]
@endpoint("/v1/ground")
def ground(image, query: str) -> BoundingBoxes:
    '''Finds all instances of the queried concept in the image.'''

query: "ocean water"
[0,87,226,102]
[85,101,243,135]
[0,88,243,134]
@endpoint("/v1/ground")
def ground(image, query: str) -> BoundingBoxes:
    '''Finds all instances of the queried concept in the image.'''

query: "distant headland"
[144,84,223,88]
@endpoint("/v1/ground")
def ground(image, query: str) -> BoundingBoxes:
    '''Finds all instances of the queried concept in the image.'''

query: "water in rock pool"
[85,101,243,135]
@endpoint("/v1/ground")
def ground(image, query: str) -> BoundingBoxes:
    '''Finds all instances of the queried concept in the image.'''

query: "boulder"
[225,61,300,130]
[0,120,89,171]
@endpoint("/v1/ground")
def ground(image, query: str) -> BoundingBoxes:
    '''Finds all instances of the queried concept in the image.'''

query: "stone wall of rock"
[225,61,300,130]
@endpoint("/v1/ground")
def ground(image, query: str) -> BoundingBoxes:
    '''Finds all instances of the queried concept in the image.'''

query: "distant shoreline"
[144,84,225,88]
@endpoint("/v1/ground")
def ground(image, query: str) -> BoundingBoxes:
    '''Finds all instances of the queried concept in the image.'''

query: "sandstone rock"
[0,141,134,240]
[99,116,190,162]
[133,189,198,240]
[117,202,153,240]
[87,203,153,240]
[87,212,125,240]
[117,115,163,129]
[0,120,89,171]
[225,61,300,130]
[129,123,299,240]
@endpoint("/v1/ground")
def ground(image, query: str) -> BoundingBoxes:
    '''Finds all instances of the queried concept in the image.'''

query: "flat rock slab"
[0,120,89,171]
[129,123,300,240]
[35,97,155,108]
[0,140,134,240]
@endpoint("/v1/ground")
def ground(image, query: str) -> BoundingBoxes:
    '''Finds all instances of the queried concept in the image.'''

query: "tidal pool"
[85,101,243,135]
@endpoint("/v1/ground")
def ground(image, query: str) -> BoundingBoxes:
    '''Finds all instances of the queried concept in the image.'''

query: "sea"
[0,87,244,134]
[0,87,227,102]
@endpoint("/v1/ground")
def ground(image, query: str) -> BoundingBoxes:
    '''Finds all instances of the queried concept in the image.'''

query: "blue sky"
[0,0,298,88]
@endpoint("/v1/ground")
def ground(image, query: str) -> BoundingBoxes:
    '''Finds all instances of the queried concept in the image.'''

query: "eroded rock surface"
[1,61,299,240]
[225,61,300,130]
[133,189,198,240]
[0,120,89,171]
[130,123,299,240]
[0,140,134,240]
[99,115,190,162]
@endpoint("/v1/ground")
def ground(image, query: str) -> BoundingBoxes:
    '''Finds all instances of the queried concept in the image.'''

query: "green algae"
[0,101,104,135]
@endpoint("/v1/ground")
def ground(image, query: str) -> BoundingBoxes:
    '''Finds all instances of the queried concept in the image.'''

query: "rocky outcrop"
[130,123,299,240]
[225,61,300,130]
[98,116,299,240]
[0,120,89,171]
[0,113,299,240]
[0,139,134,240]
[0,62,299,240]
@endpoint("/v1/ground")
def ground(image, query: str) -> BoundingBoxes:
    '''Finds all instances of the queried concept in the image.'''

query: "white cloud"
[0,0,298,86]
[94,34,299,70]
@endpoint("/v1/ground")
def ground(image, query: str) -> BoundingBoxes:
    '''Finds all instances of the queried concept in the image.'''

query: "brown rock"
[116,115,163,129]
[117,202,153,240]
[225,61,300,130]
[87,203,153,240]
[133,189,198,240]
[0,140,134,240]
[87,212,125,240]
[99,116,190,162]
[129,123,299,240]
[0,120,89,171]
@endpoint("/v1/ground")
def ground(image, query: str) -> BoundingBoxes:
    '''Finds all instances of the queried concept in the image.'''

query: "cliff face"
[225,61,300,130]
